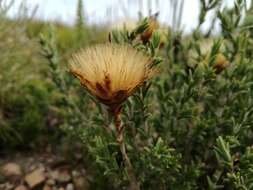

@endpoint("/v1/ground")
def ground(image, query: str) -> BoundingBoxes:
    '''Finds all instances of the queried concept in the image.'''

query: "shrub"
[39,1,253,189]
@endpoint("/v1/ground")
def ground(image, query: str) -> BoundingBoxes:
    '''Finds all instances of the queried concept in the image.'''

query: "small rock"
[29,164,45,173]
[66,183,74,190]
[46,178,56,186]
[4,182,14,190]
[46,158,54,165]
[57,170,71,183]
[71,170,80,178]
[2,163,22,177]
[43,185,52,190]
[15,185,28,190]
[49,170,59,180]
[38,164,46,171]
[25,168,46,188]
[74,176,90,190]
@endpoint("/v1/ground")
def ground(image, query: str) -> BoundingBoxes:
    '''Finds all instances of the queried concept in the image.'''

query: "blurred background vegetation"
[0,0,108,148]
[1,0,253,189]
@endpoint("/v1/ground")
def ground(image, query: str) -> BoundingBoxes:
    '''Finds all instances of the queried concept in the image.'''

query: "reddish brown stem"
[114,110,140,190]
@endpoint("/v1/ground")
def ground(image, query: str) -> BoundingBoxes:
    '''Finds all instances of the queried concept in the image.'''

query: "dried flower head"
[70,43,157,112]
[141,16,159,44]
[213,53,229,74]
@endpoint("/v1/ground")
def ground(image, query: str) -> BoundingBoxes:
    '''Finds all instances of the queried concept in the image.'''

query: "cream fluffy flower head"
[70,43,157,110]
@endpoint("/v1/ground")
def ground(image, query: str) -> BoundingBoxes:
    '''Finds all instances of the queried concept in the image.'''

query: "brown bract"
[69,43,157,113]
[213,53,229,74]
[141,17,159,44]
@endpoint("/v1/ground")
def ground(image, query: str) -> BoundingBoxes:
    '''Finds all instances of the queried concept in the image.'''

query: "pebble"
[3,182,14,190]
[57,170,71,183]
[2,163,22,177]
[25,168,46,188]
[66,183,74,190]
[43,185,52,190]
[74,176,90,190]
[15,185,28,190]
[46,178,56,186]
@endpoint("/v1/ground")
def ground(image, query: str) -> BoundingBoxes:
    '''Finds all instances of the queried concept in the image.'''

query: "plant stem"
[114,111,140,190]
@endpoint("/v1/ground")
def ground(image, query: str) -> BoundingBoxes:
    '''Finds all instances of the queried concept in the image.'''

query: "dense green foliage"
[1,0,253,189]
